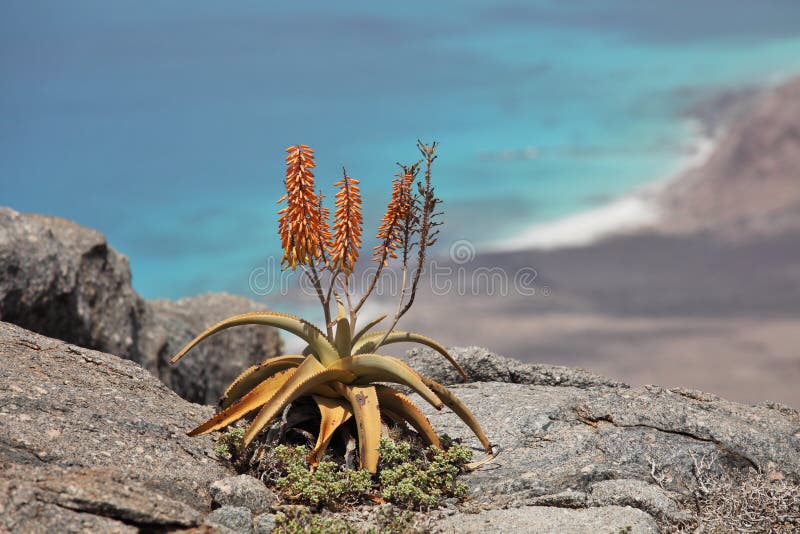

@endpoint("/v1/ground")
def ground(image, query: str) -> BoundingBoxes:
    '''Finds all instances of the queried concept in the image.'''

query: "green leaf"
[350,315,387,344]
[342,385,381,473]
[329,354,443,410]
[333,299,352,359]
[170,311,339,366]
[242,358,356,448]
[352,331,467,381]
[221,354,305,409]
[421,376,492,454]
[375,386,441,448]
[187,368,295,436]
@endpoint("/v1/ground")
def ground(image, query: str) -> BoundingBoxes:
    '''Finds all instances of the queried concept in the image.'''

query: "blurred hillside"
[396,78,800,407]
[663,78,800,238]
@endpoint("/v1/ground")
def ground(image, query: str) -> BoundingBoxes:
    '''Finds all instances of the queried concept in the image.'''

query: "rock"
[210,475,277,515]
[436,505,658,533]
[410,372,800,518]
[253,513,277,534]
[2,322,798,530]
[205,506,253,533]
[527,489,587,508]
[0,208,283,403]
[0,320,232,531]
[588,479,690,523]
[0,208,145,362]
[1,464,201,532]
[579,384,800,480]
[402,346,627,388]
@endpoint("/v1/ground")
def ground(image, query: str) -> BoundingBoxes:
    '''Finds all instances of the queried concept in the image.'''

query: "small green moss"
[368,505,420,533]
[273,507,358,534]
[377,437,472,510]
[255,438,472,512]
[213,426,246,459]
[273,505,423,534]
[272,445,372,510]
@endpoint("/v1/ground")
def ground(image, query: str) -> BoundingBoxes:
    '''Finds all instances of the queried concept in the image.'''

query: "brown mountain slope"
[662,78,800,238]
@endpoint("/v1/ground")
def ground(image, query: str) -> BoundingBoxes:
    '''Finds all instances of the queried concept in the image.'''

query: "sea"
[2,1,800,308]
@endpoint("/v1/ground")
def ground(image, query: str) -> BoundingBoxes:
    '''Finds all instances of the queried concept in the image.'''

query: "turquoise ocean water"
[2,2,800,303]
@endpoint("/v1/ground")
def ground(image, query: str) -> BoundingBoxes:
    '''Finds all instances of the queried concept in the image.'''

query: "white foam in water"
[493,128,717,251]
[495,196,660,250]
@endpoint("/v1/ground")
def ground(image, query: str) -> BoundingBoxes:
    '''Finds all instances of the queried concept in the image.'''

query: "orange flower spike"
[316,189,333,268]
[373,169,415,265]
[277,144,323,269]
[331,171,363,275]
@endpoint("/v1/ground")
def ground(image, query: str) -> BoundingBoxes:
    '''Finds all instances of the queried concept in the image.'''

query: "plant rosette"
[171,142,495,509]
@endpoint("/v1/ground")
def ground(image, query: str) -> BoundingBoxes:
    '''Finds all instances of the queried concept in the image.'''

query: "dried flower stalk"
[372,168,416,266]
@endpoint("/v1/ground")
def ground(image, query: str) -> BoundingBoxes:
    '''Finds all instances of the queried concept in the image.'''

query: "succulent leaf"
[421,377,492,454]
[242,358,357,448]
[307,395,353,467]
[374,386,441,448]
[222,355,305,409]
[187,368,295,436]
[308,383,341,399]
[350,315,387,344]
[333,298,351,358]
[170,311,339,367]
[342,385,382,473]
[328,354,444,410]
[352,331,467,381]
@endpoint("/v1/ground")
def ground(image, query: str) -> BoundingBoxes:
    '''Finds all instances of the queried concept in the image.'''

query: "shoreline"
[396,74,800,407]
[492,79,778,253]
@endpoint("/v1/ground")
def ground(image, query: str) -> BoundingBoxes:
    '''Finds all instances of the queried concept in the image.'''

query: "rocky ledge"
[408,347,800,531]
[2,323,798,532]
[0,208,282,404]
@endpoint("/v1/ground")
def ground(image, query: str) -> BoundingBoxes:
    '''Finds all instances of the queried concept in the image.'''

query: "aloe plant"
[171,142,492,473]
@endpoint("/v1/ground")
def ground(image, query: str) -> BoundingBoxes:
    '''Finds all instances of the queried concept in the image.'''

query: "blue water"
[2,1,800,301]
